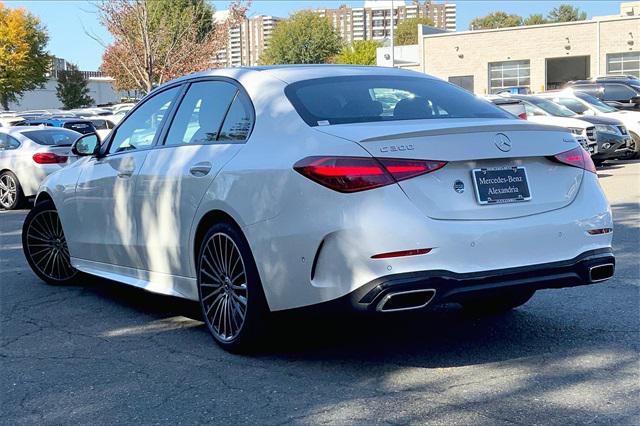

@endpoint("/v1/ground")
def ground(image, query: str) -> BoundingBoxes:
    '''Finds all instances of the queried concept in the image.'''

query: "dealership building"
[379,3,639,94]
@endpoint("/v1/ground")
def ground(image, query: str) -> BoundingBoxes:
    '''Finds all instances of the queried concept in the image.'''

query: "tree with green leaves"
[0,3,51,110]
[469,11,523,30]
[335,40,379,65]
[55,64,94,109]
[260,11,343,64]
[547,4,587,23]
[523,14,548,26]
[394,17,434,45]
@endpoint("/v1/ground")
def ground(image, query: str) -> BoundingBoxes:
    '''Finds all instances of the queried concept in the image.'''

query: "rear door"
[134,79,253,278]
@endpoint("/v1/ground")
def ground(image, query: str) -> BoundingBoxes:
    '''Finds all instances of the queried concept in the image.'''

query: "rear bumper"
[321,248,615,313]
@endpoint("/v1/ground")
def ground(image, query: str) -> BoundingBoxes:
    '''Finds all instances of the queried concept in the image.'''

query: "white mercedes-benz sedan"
[22,66,615,351]
[0,127,78,210]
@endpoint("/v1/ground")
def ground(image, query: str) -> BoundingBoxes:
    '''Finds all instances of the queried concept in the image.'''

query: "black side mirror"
[71,132,101,157]
[631,96,640,107]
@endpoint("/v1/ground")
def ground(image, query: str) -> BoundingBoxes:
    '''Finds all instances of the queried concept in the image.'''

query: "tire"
[197,221,268,353]
[0,170,24,210]
[630,132,640,160]
[22,200,78,285]
[462,289,535,315]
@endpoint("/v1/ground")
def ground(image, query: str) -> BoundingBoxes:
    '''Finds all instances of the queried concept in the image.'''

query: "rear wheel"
[630,132,640,160]
[22,200,78,285]
[462,289,535,315]
[0,171,23,210]
[197,222,268,352]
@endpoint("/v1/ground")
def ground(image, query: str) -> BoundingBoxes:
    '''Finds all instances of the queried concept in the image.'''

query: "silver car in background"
[0,127,78,210]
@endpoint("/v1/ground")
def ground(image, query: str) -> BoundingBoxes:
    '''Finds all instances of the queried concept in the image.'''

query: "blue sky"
[7,1,623,70]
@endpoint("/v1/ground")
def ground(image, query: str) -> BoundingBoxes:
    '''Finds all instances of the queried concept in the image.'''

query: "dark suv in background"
[565,76,640,110]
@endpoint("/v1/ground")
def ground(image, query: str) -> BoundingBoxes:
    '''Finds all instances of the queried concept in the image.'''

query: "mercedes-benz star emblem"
[494,133,512,152]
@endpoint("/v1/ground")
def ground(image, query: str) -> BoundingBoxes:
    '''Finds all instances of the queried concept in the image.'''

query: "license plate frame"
[471,166,532,205]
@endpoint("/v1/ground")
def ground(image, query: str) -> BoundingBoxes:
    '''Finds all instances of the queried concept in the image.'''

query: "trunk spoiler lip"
[315,122,569,143]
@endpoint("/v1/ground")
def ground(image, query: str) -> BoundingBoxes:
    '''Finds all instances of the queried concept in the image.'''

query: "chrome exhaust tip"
[376,289,436,313]
[589,263,615,282]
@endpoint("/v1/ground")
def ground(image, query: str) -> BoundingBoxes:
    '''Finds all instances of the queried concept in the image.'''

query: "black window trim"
[157,76,255,148]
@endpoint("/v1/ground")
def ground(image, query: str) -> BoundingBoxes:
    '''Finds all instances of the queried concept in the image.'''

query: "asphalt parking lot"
[1,160,639,425]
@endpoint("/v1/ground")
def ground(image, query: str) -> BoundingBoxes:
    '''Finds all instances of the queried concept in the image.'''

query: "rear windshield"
[63,121,96,134]
[285,76,511,126]
[22,129,79,146]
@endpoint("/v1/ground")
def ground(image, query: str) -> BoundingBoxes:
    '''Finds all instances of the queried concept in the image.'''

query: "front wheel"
[22,200,78,285]
[462,289,535,315]
[197,222,268,353]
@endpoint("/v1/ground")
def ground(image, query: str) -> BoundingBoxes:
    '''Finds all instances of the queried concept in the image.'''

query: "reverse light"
[33,152,68,164]
[371,248,432,259]
[293,156,447,193]
[550,146,596,174]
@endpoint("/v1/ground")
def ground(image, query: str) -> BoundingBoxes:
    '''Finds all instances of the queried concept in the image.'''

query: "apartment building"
[317,0,456,43]
[214,12,282,67]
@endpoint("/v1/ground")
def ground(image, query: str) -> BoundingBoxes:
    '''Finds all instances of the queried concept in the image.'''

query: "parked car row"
[487,88,637,164]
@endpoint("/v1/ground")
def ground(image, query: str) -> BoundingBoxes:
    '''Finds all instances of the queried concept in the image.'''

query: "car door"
[67,85,182,268]
[134,79,253,278]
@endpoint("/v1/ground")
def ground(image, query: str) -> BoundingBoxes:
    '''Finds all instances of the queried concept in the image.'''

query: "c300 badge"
[380,144,414,153]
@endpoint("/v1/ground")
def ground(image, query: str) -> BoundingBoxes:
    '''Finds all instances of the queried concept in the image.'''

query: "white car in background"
[85,116,117,141]
[23,66,615,351]
[0,127,78,210]
[539,90,640,158]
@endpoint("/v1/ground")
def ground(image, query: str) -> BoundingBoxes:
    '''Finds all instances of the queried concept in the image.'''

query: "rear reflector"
[32,152,68,164]
[371,248,432,259]
[294,156,446,193]
[587,228,612,235]
[550,146,596,174]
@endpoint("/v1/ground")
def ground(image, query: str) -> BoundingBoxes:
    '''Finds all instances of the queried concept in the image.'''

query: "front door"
[69,86,181,268]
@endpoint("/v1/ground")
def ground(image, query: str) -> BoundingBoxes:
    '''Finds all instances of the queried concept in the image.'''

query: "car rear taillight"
[550,147,596,174]
[517,112,527,120]
[33,152,68,164]
[293,156,447,193]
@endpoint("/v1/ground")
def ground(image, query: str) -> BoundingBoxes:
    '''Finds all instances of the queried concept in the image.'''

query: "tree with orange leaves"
[96,0,247,94]
[0,2,51,110]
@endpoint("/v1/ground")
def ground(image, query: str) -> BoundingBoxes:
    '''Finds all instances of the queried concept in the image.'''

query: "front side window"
[165,81,237,146]
[528,98,576,117]
[574,92,617,113]
[607,52,640,78]
[488,60,530,94]
[572,84,603,98]
[108,86,179,154]
[285,76,510,126]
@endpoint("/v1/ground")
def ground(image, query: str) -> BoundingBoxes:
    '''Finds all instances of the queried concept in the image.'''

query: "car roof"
[157,65,433,89]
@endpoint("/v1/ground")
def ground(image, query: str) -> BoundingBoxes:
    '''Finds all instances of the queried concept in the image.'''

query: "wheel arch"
[193,209,243,270]
[34,190,54,207]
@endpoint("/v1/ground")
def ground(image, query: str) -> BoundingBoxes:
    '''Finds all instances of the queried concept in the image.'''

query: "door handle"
[117,170,134,178]
[189,162,213,177]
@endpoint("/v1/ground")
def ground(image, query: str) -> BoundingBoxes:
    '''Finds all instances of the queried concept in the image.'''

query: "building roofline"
[423,15,640,38]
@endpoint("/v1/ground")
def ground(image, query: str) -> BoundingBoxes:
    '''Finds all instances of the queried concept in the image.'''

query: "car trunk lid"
[315,119,584,220]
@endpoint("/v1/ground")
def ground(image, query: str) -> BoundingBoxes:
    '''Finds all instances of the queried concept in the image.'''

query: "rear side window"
[165,81,237,146]
[21,129,79,146]
[572,84,602,98]
[218,93,253,141]
[285,76,511,126]
[603,84,638,101]
[0,134,20,150]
